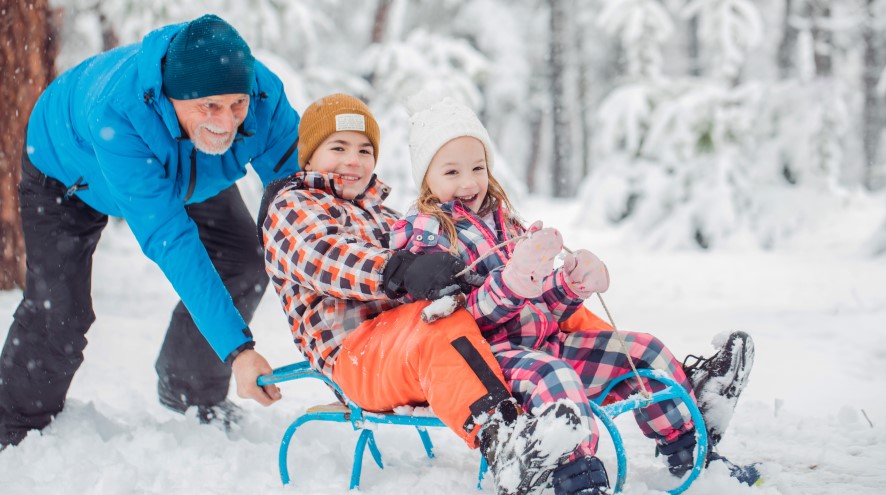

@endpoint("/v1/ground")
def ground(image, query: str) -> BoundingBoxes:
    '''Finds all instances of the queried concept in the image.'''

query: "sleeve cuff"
[224,336,256,365]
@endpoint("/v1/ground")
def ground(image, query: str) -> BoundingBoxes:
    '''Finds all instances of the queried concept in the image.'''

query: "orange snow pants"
[332,301,510,447]
[560,305,613,333]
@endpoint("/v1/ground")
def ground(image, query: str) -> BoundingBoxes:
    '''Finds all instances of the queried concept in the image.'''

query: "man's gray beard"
[193,124,237,155]
[193,135,234,155]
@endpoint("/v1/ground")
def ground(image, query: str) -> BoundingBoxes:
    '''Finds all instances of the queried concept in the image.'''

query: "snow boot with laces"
[551,455,611,495]
[479,399,585,495]
[682,330,754,447]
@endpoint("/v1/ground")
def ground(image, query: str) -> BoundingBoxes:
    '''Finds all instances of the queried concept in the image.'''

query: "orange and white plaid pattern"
[262,171,400,377]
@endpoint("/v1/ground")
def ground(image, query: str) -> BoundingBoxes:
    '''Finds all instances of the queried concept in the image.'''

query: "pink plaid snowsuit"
[390,201,697,454]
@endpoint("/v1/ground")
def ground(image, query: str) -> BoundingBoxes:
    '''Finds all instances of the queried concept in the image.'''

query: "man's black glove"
[383,251,485,300]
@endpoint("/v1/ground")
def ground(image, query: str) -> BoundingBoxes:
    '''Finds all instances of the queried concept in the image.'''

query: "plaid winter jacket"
[262,171,400,377]
[390,202,585,355]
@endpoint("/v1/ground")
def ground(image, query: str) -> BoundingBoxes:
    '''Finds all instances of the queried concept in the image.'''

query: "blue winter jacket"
[26,22,301,362]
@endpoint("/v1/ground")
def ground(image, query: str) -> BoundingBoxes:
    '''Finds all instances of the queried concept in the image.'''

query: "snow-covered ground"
[1,195,885,495]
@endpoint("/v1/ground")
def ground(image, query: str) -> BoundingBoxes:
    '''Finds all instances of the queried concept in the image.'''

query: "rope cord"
[561,245,651,399]
[595,292,651,399]
[454,233,530,277]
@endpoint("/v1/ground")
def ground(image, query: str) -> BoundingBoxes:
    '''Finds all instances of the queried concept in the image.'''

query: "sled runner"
[258,363,707,494]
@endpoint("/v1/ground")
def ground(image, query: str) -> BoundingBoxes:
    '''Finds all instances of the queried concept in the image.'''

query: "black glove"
[383,251,484,300]
[382,251,418,299]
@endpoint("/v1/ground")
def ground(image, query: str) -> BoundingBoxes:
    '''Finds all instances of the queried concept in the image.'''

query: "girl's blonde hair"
[416,172,521,255]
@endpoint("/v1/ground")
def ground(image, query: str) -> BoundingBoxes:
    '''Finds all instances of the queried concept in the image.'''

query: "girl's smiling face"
[423,136,489,213]
[304,131,375,200]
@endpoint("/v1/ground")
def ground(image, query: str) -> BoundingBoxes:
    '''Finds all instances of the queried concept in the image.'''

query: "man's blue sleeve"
[89,109,251,362]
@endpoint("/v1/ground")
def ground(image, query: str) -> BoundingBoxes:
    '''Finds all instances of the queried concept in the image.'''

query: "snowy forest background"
[48,0,886,253]
[2,1,886,494]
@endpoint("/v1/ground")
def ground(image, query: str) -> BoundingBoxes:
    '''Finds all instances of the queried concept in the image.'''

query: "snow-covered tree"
[30,0,886,252]
[587,1,766,248]
[598,0,675,79]
[864,0,886,190]
[679,0,763,83]
[585,78,769,248]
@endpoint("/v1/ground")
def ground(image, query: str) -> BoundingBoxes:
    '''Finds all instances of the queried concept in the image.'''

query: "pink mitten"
[502,228,563,298]
[562,249,610,298]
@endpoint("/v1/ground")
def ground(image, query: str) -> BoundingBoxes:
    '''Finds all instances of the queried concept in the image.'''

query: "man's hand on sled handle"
[233,349,282,406]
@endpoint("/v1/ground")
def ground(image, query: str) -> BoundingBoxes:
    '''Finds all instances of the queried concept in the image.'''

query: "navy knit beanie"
[162,15,255,100]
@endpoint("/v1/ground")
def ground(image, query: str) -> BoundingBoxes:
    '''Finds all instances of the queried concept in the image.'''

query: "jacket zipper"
[273,137,299,173]
[184,147,197,202]
[454,204,510,264]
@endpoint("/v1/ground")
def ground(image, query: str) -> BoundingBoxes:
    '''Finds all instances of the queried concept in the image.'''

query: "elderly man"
[0,14,297,447]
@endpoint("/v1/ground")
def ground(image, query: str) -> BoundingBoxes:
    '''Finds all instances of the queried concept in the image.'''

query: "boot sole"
[693,331,755,444]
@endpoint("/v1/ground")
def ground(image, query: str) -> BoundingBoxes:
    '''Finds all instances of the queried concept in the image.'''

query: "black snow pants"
[0,149,268,447]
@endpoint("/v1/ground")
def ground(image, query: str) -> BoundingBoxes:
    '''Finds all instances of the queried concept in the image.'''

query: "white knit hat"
[407,97,494,189]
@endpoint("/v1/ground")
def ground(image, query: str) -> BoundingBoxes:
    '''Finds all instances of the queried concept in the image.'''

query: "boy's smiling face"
[304,131,376,200]
[424,136,489,213]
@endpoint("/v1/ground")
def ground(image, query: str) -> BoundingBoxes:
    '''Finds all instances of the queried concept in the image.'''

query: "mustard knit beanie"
[297,94,380,167]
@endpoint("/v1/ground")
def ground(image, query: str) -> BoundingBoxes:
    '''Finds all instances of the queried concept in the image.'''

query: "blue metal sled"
[258,363,706,493]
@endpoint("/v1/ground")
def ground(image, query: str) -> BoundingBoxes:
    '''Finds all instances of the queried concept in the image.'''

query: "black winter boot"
[479,400,585,495]
[195,400,244,431]
[657,429,762,486]
[682,331,754,446]
[160,387,244,433]
[552,455,611,495]
[657,430,697,478]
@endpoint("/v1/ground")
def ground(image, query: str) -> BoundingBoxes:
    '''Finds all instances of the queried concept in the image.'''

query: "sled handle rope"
[442,230,652,400]
[457,232,531,275]
[593,288,651,399]
[561,244,651,400]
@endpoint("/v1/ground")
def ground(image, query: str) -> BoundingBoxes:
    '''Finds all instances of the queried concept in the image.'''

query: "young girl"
[392,97,760,494]
[260,94,586,495]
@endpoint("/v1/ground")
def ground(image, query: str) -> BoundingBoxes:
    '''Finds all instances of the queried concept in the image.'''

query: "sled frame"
[258,363,706,494]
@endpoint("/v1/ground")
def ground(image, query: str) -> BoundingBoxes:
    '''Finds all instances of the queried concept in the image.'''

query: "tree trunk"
[863,0,885,190]
[525,108,543,195]
[777,0,796,79]
[808,0,833,77]
[688,15,701,77]
[574,5,592,180]
[549,0,572,197]
[0,0,58,290]
[98,10,119,52]
[873,217,886,256]
[365,0,394,90]
[371,0,394,44]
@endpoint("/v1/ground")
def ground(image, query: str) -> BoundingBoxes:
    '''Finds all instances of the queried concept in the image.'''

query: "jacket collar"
[444,200,519,254]
[441,199,503,224]
[293,171,391,204]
